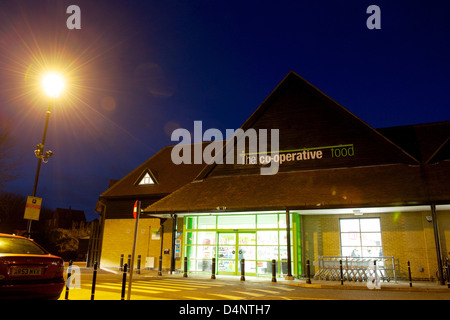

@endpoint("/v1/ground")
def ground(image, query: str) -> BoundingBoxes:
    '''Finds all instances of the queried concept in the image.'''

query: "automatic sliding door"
[238,232,256,275]
[217,233,237,274]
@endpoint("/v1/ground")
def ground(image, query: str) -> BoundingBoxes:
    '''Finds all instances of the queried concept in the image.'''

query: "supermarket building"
[94,72,450,281]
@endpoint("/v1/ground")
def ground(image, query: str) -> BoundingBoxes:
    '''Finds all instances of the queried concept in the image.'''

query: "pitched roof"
[197,71,418,179]
[99,143,209,199]
[143,72,449,214]
[377,121,450,163]
[143,162,450,214]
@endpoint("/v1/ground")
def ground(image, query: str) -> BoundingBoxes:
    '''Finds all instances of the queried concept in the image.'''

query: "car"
[0,233,65,299]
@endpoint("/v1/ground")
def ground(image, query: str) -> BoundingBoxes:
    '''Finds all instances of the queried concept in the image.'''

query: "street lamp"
[26,72,64,237]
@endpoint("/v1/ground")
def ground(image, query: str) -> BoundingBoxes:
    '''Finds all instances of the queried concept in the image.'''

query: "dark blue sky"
[1,0,449,221]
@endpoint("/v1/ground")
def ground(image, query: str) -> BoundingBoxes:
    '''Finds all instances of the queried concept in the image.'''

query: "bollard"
[119,254,124,272]
[121,263,127,300]
[183,257,188,278]
[127,255,131,273]
[137,255,141,275]
[240,259,245,281]
[65,260,73,300]
[158,256,163,276]
[271,259,277,283]
[91,262,98,300]
[407,261,412,287]
[306,259,311,284]
[340,260,344,285]
[211,257,216,279]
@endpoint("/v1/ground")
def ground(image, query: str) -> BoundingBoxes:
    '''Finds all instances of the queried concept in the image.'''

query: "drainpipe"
[171,214,177,274]
[285,209,293,280]
[431,203,445,285]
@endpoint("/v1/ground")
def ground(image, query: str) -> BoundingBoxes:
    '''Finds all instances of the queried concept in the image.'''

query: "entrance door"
[217,232,256,275]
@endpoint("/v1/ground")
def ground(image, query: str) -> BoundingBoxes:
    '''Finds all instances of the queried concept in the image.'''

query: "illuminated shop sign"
[241,144,355,165]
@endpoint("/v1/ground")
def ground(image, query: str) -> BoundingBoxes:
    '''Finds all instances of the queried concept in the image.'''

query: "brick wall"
[302,210,450,281]
[100,217,183,271]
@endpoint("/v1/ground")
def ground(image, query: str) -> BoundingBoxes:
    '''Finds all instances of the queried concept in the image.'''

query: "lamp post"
[26,73,64,237]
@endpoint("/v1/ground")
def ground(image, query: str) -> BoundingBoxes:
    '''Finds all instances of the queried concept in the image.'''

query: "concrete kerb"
[69,263,450,293]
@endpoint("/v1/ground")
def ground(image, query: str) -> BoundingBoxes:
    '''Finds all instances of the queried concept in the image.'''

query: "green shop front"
[182,212,301,277]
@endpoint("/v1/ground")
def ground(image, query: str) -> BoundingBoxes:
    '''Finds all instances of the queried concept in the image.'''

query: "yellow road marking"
[208,293,244,300]
[230,290,264,297]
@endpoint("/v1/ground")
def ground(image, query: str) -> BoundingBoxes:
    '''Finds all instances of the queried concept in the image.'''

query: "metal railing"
[313,256,396,283]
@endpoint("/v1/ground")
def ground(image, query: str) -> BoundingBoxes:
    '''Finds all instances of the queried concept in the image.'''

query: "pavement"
[65,261,450,294]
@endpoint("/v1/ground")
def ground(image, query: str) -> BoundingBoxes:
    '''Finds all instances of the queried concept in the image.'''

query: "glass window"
[341,232,361,246]
[257,231,278,245]
[257,215,278,229]
[0,236,47,255]
[257,246,278,261]
[360,218,381,232]
[183,213,294,276]
[218,215,255,229]
[185,232,196,245]
[196,246,215,260]
[198,216,216,230]
[186,217,197,230]
[340,218,382,258]
[340,219,360,232]
[218,233,236,245]
[238,233,256,245]
[138,173,154,185]
[198,232,216,245]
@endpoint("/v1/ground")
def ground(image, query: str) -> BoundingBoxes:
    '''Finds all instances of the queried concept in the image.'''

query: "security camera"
[425,216,432,223]
[45,150,54,158]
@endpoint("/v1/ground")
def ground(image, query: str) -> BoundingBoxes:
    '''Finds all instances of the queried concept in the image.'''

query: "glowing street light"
[26,71,65,237]
[42,72,65,98]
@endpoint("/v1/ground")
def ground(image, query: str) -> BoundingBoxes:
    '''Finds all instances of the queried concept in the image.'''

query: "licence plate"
[11,267,42,276]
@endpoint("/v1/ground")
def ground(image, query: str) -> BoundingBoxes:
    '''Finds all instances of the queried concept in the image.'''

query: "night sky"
[1,0,449,221]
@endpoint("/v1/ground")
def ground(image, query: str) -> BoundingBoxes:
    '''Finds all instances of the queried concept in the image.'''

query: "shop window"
[198,216,216,230]
[340,218,382,257]
[217,215,255,229]
[183,213,295,275]
[197,232,216,245]
[257,215,278,229]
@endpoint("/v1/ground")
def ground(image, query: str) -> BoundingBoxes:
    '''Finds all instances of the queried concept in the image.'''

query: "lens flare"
[42,72,65,98]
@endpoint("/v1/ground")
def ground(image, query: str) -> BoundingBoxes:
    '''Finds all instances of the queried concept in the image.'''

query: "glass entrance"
[217,232,256,275]
[183,213,300,277]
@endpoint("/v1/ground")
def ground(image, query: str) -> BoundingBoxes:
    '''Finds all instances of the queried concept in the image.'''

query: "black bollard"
[65,260,73,300]
[211,258,216,279]
[158,256,163,276]
[91,262,98,300]
[183,257,188,278]
[137,255,141,275]
[306,260,311,284]
[271,259,277,283]
[407,261,412,287]
[240,259,245,281]
[340,260,344,285]
[119,254,124,272]
[121,263,127,300]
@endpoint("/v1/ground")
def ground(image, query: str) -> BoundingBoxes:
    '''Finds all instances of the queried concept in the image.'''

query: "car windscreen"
[0,236,47,255]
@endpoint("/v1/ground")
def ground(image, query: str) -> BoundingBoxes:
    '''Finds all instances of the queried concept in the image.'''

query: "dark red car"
[0,233,65,299]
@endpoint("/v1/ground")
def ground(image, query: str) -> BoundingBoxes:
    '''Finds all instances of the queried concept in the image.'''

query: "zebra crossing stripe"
[208,293,244,300]
[230,290,264,297]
